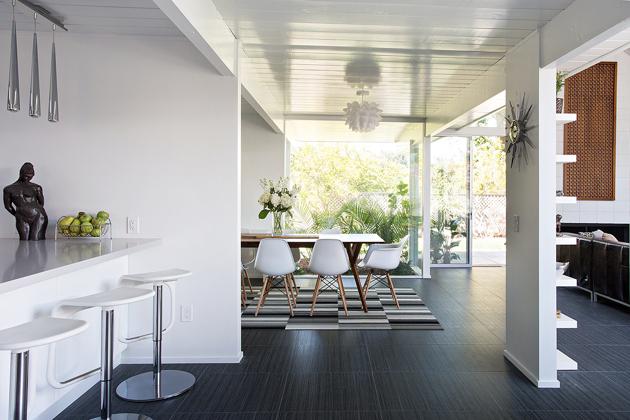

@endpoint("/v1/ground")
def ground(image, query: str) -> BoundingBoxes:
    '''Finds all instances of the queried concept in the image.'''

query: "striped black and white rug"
[241,287,442,330]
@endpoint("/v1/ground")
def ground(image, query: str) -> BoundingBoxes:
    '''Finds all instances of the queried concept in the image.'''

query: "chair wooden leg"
[244,270,253,293]
[290,273,299,303]
[286,275,296,308]
[283,275,294,317]
[386,272,400,309]
[241,274,247,307]
[310,275,322,316]
[255,276,270,316]
[337,275,349,317]
[363,270,373,295]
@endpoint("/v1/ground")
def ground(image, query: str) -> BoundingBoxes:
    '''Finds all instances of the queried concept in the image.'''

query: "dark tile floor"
[57,267,630,419]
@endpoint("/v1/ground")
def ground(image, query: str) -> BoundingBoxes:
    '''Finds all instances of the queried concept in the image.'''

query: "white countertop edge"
[0,238,162,294]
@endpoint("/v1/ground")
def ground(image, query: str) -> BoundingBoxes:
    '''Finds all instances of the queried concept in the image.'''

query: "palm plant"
[430,208,466,264]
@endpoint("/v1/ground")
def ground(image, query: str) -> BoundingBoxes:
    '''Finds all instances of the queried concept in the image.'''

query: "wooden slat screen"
[563,61,617,201]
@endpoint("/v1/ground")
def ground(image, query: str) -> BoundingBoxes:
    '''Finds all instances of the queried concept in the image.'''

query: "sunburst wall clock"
[505,95,536,169]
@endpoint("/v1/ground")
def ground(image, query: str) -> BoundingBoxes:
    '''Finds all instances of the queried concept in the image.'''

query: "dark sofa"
[557,233,630,305]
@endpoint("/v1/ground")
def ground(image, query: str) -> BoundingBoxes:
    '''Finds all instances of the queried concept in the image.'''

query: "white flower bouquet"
[258,177,299,234]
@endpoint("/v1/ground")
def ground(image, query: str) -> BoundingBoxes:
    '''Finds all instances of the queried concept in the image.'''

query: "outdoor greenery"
[289,134,505,267]
[430,208,466,264]
[290,143,408,215]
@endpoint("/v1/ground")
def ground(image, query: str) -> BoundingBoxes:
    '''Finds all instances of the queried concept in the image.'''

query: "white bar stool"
[0,317,88,420]
[116,269,196,402]
[54,287,155,420]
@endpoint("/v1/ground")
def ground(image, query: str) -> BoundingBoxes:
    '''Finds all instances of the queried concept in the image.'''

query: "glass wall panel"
[430,137,471,265]
[289,141,419,275]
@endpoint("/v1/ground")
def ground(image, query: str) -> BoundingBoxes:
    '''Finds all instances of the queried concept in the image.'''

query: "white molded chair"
[48,287,155,420]
[0,317,88,420]
[116,269,195,402]
[308,239,351,316]
[359,236,409,308]
[241,257,255,307]
[254,238,297,316]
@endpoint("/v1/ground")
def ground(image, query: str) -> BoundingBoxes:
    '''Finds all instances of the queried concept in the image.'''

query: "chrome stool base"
[90,413,152,420]
[116,370,195,402]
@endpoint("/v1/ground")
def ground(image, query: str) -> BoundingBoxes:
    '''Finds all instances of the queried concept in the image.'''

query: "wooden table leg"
[345,243,368,312]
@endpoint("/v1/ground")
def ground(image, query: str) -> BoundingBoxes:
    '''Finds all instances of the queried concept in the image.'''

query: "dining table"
[241,233,384,312]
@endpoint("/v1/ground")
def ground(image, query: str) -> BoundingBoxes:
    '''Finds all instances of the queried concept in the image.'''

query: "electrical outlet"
[127,216,140,234]
[181,304,193,322]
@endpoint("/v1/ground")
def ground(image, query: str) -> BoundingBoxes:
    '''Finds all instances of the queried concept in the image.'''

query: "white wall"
[504,31,558,388]
[241,108,286,231]
[556,51,630,225]
[0,29,242,371]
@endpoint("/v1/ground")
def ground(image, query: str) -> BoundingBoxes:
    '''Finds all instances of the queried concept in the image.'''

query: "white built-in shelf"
[555,236,577,246]
[557,275,577,287]
[556,154,577,163]
[556,113,577,125]
[556,196,577,204]
[556,313,578,329]
[557,349,578,370]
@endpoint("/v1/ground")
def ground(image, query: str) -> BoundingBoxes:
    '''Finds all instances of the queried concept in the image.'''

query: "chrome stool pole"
[9,351,29,420]
[116,271,195,402]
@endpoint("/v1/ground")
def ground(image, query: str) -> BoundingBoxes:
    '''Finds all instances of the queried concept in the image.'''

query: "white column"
[504,31,558,388]
[422,136,432,278]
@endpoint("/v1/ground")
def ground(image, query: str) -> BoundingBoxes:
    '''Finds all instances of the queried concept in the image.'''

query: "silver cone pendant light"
[7,0,20,112]
[48,24,59,122]
[29,14,40,117]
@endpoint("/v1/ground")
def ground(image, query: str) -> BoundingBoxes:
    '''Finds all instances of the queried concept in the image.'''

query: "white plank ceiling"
[212,0,575,121]
[0,0,181,36]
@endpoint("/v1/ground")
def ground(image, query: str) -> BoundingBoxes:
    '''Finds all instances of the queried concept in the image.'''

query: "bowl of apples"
[56,211,111,239]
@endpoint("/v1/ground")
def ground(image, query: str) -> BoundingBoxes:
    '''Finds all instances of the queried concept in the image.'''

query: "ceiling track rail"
[16,0,68,31]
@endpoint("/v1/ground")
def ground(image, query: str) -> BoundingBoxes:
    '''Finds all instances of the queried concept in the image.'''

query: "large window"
[289,141,419,275]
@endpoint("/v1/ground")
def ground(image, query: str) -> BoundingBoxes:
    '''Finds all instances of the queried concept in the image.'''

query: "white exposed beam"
[153,0,285,134]
[540,0,630,68]
[435,126,506,137]
[284,113,426,123]
[152,0,235,76]
[425,60,505,136]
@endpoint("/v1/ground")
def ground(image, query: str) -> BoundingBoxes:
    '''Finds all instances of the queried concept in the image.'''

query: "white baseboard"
[122,351,243,364]
[503,349,560,389]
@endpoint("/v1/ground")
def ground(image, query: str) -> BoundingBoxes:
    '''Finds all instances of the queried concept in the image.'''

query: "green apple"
[97,211,110,221]
[90,228,102,237]
[79,214,92,223]
[69,219,81,234]
[80,222,93,234]
[91,218,104,228]
[58,216,74,228]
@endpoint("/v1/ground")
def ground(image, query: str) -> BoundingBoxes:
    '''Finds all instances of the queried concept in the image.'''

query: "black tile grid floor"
[56,267,630,419]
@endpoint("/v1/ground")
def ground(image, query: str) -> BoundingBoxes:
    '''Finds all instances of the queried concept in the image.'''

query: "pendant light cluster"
[7,0,64,122]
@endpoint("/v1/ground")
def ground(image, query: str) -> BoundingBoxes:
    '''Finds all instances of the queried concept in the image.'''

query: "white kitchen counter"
[0,238,160,293]
[0,237,161,419]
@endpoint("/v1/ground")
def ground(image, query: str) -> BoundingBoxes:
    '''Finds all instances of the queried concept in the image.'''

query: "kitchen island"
[0,238,160,419]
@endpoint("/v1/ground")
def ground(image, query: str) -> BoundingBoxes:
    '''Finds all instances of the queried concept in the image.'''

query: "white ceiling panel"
[212,0,574,125]
[0,0,182,36]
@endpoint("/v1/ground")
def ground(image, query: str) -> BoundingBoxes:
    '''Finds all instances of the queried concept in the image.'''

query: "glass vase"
[272,212,284,236]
